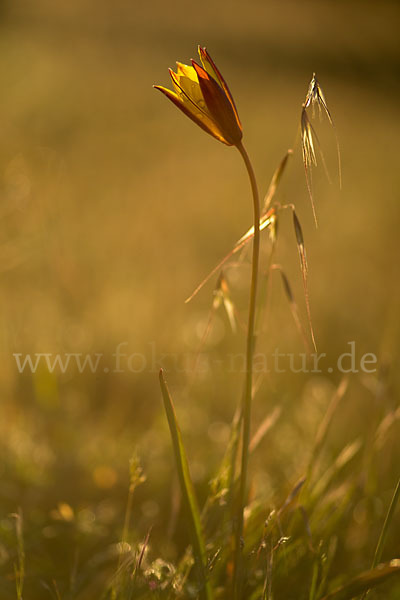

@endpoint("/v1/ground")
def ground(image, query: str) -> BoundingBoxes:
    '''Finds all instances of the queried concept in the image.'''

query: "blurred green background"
[0,0,399,597]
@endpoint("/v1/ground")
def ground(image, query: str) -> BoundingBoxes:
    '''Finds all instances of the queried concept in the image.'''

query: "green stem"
[360,476,400,600]
[233,141,260,598]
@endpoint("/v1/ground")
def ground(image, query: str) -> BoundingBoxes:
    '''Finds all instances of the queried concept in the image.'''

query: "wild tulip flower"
[154,46,242,146]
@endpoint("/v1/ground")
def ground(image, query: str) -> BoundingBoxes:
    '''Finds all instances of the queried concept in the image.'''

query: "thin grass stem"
[360,476,400,600]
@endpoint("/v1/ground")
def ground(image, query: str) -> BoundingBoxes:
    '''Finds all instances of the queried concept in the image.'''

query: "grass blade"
[360,477,400,599]
[206,405,242,518]
[320,559,400,600]
[311,439,362,502]
[249,406,281,454]
[11,509,25,600]
[278,477,306,517]
[159,369,213,600]
[263,148,292,212]
[307,377,349,480]
[371,477,400,569]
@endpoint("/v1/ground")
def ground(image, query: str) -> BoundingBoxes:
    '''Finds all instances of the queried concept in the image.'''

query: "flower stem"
[233,141,260,598]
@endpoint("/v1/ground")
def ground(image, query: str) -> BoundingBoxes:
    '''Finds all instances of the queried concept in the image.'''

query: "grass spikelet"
[301,107,317,169]
[301,73,342,226]
[305,73,332,123]
[112,453,147,598]
[301,106,319,225]
[292,209,317,352]
[213,272,239,333]
[191,272,245,379]
[122,454,146,545]
[292,209,308,275]
[304,73,342,189]
[271,264,312,353]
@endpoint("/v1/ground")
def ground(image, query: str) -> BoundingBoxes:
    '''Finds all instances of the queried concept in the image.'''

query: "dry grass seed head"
[305,73,333,124]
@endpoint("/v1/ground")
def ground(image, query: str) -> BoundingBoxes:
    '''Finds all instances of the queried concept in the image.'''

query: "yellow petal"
[153,85,230,144]
[169,68,208,115]
[176,62,198,82]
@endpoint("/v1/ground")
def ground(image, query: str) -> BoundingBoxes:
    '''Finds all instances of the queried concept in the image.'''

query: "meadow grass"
[1,2,400,599]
